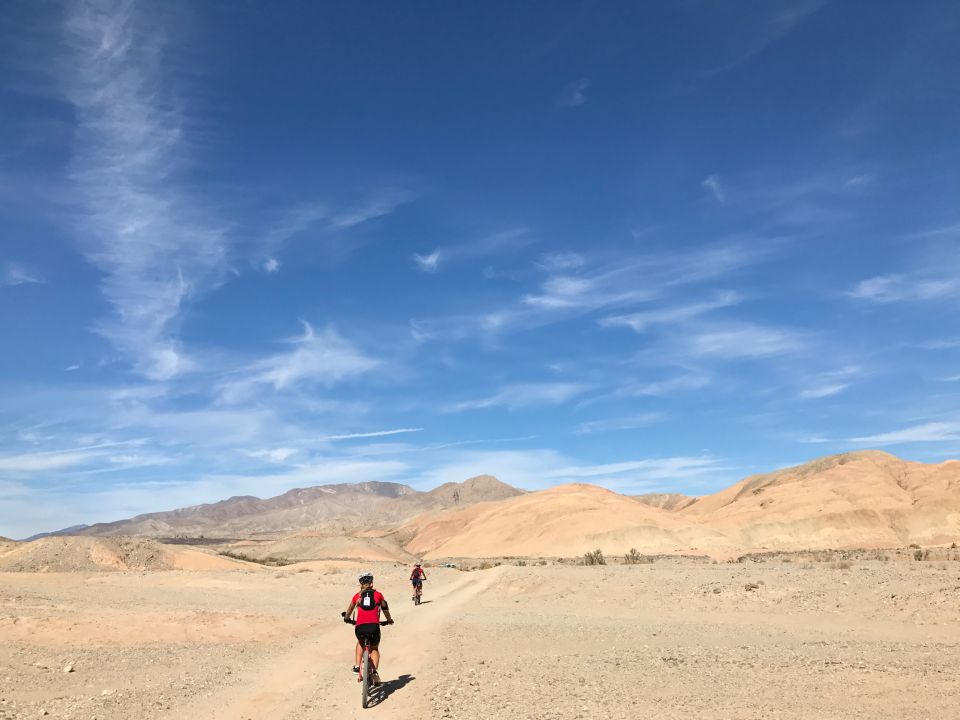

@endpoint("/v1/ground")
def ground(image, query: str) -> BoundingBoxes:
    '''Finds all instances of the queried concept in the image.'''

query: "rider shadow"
[368,674,415,707]
[417,600,433,605]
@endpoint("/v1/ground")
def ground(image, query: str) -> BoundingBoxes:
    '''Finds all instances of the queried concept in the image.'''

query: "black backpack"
[359,588,379,611]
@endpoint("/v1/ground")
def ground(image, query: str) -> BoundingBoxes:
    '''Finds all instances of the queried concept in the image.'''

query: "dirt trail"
[173,568,503,720]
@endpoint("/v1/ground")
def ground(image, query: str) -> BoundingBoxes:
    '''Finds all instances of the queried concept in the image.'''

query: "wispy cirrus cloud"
[412,250,440,273]
[600,291,741,333]
[1,262,43,287]
[412,228,530,274]
[681,323,805,359]
[61,0,228,381]
[848,273,959,303]
[702,175,725,203]
[701,1,825,77]
[851,422,960,445]
[574,413,664,435]
[218,321,379,403]
[558,78,589,108]
[797,365,861,400]
[320,428,424,441]
[443,382,590,413]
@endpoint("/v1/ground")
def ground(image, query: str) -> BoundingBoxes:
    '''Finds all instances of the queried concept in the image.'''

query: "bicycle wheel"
[361,647,370,708]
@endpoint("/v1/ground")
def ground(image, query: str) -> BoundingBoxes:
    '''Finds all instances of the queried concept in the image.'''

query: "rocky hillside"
[67,476,522,539]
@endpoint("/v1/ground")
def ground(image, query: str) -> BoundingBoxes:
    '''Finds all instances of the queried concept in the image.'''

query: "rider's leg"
[354,641,363,669]
[370,646,380,669]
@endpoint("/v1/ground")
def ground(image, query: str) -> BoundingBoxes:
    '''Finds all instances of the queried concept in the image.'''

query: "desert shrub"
[909,543,921,549]
[479,561,492,570]
[218,550,293,567]
[832,560,852,570]
[536,560,547,566]
[624,548,654,565]
[516,560,527,567]
[582,549,606,566]
[952,542,958,550]
[913,549,925,561]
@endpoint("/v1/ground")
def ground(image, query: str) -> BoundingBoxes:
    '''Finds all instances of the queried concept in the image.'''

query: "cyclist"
[343,571,393,683]
[410,561,427,601]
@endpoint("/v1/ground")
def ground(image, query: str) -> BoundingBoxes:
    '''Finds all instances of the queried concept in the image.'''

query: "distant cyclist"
[342,571,393,683]
[410,561,427,601]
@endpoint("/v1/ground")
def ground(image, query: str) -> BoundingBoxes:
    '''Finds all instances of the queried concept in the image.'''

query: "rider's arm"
[381,598,393,623]
[343,599,357,619]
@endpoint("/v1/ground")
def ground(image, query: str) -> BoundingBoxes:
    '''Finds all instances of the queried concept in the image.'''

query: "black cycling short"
[355,623,381,647]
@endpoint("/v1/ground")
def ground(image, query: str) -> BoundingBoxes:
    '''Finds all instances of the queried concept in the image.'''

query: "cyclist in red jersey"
[410,561,426,600]
[343,571,393,681]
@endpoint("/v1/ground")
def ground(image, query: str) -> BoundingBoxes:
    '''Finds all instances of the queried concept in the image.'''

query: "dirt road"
[4,558,960,719]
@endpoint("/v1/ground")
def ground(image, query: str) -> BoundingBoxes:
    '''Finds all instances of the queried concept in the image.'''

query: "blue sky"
[1,0,959,538]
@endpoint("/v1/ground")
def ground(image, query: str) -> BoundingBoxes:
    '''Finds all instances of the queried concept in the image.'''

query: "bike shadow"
[368,674,415,707]
[417,600,433,605]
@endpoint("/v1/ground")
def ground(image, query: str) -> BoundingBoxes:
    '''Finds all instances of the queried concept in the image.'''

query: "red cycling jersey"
[352,589,384,625]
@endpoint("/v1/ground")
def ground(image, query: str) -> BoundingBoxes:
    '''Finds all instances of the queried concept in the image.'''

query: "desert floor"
[3,558,960,719]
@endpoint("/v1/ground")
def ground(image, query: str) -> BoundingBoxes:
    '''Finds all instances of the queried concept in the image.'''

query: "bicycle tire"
[361,647,370,708]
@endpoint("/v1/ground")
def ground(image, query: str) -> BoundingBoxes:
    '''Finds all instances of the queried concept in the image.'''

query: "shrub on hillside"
[582,549,606,566]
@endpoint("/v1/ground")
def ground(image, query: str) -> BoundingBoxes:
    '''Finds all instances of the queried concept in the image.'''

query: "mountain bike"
[342,615,393,709]
[412,581,423,605]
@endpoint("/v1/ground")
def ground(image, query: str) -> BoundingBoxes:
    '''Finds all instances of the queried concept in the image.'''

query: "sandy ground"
[3,558,960,719]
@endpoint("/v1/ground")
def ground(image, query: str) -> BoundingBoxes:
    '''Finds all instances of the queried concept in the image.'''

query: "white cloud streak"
[702,175,725,203]
[218,321,379,403]
[849,273,959,303]
[601,291,741,333]
[61,0,228,381]
[443,382,590,413]
[1,262,43,287]
[321,428,425,441]
[851,422,960,444]
[558,78,589,108]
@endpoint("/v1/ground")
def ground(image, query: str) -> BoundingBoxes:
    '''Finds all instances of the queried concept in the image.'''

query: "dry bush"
[624,548,653,565]
[295,567,312,573]
[479,561,492,570]
[832,560,853,570]
[582,549,606,566]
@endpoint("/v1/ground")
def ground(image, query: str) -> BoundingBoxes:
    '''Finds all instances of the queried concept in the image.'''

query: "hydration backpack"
[359,588,379,611]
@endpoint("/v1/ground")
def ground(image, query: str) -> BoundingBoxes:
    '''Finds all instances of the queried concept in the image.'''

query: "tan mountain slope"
[426,474,524,505]
[0,536,252,572]
[680,451,960,549]
[404,483,734,558]
[225,533,414,563]
[633,492,698,512]
[73,476,521,539]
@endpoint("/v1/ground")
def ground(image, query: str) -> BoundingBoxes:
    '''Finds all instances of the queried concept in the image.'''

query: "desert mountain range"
[10,451,960,561]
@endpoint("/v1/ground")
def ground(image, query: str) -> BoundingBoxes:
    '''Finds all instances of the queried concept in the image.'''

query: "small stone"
[63,664,74,673]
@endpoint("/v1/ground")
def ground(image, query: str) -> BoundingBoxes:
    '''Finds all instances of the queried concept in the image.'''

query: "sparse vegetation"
[832,560,853,570]
[218,550,293,567]
[582,549,606,566]
[478,560,492,570]
[624,548,653,565]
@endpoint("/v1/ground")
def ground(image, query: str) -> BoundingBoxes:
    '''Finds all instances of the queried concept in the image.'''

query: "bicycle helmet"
[358,571,374,584]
